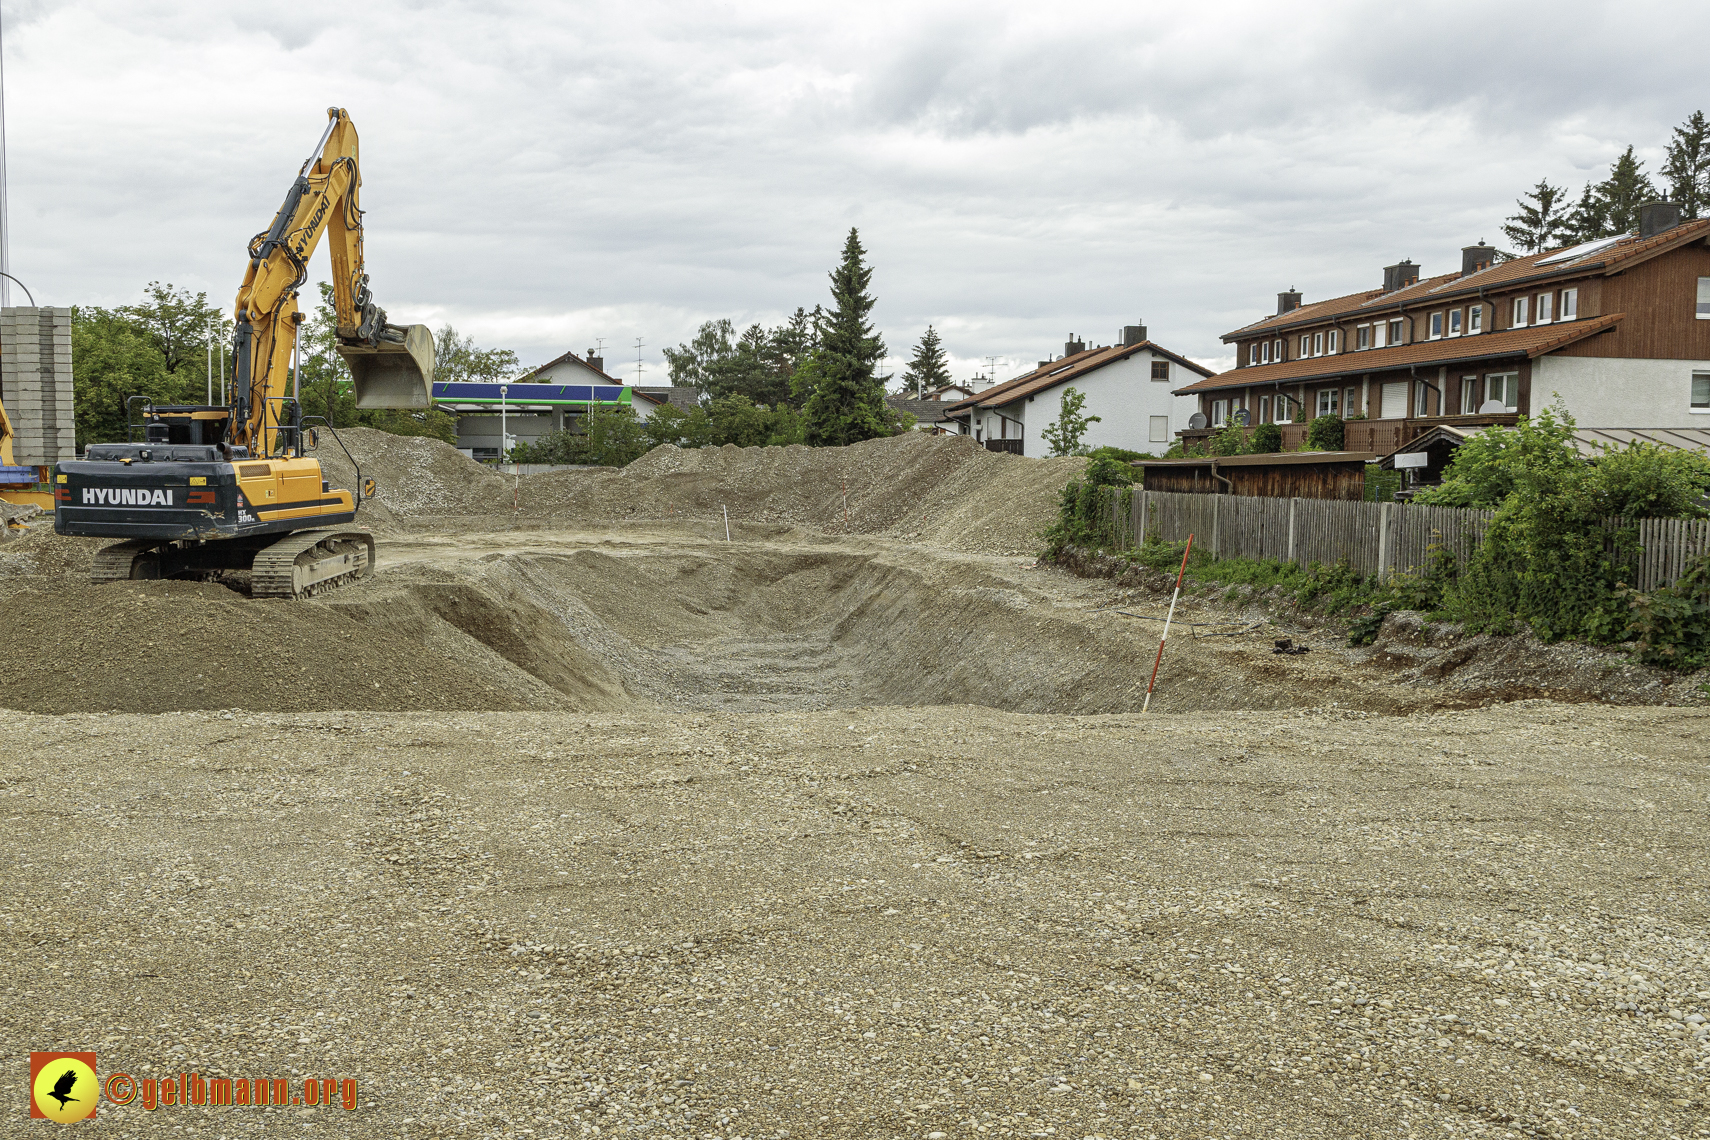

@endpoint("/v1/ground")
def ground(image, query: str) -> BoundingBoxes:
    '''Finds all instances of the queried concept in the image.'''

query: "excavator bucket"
[338,324,436,408]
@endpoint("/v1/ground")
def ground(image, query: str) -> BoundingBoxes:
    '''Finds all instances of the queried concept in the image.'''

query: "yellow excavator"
[53,108,435,597]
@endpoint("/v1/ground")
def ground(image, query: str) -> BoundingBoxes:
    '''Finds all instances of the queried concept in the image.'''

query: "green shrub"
[1624,550,1710,669]
[1249,423,1283,454]
[1087,445,1151,465]
[1305,415,1344,451]
[1364,464,1401,502]
[1208,422,1249,456]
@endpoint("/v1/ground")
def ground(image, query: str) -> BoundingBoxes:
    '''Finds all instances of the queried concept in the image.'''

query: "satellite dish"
[1232,408,1251,427]
[1478,399,1507,414]
[1188,412,1208,429]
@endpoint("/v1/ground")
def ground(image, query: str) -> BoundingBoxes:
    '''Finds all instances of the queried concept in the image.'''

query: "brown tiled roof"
[937,341,1215,416]
[1178,313,1624,394]
[1220,219,1710,342]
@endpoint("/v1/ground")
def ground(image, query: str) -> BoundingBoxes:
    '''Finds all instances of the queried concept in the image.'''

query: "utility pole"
[0,7,12,309]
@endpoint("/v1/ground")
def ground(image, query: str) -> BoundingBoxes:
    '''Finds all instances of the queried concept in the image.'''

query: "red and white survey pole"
[1141,533,1195,715]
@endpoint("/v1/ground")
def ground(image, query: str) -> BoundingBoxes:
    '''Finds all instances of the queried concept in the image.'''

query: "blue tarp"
[432,382,630,406]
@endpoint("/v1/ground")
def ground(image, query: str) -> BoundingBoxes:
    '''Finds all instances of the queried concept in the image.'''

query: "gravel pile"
[7,701,1707,1138]
[316,428,1084,556]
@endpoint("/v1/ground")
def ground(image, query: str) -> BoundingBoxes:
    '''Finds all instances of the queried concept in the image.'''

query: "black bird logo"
[46,1067,79,1111]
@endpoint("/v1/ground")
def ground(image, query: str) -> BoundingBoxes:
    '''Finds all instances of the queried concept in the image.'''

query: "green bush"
[1625,550,1710,669]
[1249,423,1283,454]
[1087,445,1151,465]
[1305,415,1344,451]
[1208,422,1249,456]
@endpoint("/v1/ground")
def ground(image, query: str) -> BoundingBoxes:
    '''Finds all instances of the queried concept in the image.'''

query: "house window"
[1536,293,1553,324]
[1150,415,1170,442]
[1560,289,1577,321]
[1345,386,1359,417]
[1373,322,1387,348]
[1486,372,1519,411]
[1327,329,1340,354]
[1274,339,1284,361]
[1357,325,1372,350]
[1316,388,1339,417]
[1415,382,1431,417]
[1512,296,1529,327]
[1300,334,1311,358]
[1388,319,1404,344]
[1469,305,1483,333]
[1260,341,1271,364]
[1460,376,1479,414]
[1313,332,1324,356]
[1699,278,1710,319]
[1259,395,1271,424]
[1211,399,1228,426]
[1429,312,1444,339]
[1448,309,1463,337]
[1249,343,1259,366]
[1151,360,1169,381]
[1692,373,1710,411]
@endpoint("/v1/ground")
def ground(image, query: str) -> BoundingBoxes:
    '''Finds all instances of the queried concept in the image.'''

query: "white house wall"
[1533,355,1710,428]
[972,351,1187,455]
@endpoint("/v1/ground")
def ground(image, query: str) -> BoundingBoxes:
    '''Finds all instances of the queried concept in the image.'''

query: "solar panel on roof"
[1536,236,1624,266]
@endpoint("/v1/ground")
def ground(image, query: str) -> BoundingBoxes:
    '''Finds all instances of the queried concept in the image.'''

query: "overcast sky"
[5,0,1707,384]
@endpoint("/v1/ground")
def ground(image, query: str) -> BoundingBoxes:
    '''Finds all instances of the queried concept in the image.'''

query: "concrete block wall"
[0,307,75,465]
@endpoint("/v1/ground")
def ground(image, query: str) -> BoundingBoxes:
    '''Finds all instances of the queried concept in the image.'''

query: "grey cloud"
[5,0,1709,377]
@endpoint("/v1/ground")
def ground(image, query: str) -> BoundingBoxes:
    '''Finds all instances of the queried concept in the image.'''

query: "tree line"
[1502,110,1709,253]
[517,228,921,465]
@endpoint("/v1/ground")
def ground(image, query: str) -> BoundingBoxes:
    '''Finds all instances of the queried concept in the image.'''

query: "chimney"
[586,349,605,373]
[1276,289,1302,315]
[1121,324,1147,346]
[1064,334,1086,356]
[1640,199,1682,239]
[1460,241,1494,277]
[1382,259,1419,293]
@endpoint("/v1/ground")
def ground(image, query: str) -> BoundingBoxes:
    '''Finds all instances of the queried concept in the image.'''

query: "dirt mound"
[0,579,556,715]
[312,426,509,527]
[315,428,1081,555]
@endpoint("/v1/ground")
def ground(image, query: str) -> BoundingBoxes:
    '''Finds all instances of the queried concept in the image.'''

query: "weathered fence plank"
[1092,487,1705,589]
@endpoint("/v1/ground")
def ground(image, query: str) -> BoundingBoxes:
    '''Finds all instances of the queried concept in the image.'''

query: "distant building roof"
[518,349,621,384]
[633,386,701,412]
[936,341,1214,418]
[886,395,947,424]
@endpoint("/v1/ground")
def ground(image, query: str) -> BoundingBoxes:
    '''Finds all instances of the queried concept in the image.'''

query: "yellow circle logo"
[32,1056,98,1122]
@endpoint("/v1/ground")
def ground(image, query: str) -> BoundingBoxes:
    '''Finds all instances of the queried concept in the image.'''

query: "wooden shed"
[1136,451,1377,500]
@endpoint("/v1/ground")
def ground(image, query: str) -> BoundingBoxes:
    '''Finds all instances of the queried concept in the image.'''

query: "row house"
[1176,202,1710,456]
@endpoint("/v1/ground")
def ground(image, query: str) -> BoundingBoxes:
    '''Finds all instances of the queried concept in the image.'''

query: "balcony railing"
[984,439,1024,455]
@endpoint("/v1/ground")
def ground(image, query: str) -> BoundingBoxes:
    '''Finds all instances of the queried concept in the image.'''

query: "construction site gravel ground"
[3,430,1709,1140]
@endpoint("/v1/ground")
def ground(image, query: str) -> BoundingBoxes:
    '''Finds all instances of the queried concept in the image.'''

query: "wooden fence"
[1096,488,1710,591]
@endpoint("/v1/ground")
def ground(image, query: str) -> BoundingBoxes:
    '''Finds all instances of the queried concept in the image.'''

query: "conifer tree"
[1663,110,1710,220]
[901,325,952,397]
[1566,183,1610,242]
[1596,145,1657,235]
[1502,180,1573,254]
[796,229,891,447]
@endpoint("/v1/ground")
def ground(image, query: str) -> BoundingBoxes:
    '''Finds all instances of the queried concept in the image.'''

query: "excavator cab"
[338,323,436,408]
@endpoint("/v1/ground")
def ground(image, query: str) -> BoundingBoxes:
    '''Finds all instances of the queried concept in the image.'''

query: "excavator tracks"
[90,540,163,583]
[252,530,375,599]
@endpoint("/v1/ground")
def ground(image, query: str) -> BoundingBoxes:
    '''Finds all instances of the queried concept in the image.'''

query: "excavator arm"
[231,107,433,453]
